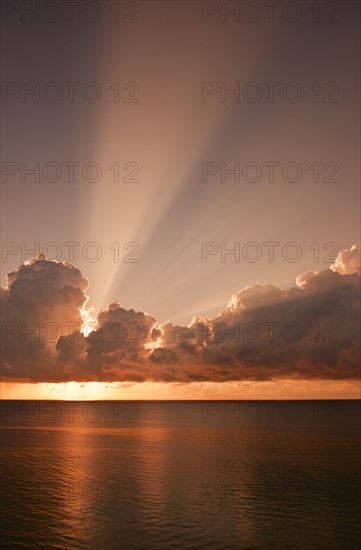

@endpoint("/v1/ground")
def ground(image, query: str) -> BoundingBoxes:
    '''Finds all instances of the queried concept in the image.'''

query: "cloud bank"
[1,246,360,383]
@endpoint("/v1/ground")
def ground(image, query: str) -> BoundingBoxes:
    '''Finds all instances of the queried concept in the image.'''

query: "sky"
[1,0,360,399]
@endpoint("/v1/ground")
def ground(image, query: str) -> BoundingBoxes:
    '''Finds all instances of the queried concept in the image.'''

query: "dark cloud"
[1,245,360,383]
[1,255,87,381]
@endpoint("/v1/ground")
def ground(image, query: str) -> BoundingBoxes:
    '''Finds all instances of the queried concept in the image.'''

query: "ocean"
[0,400,360,549]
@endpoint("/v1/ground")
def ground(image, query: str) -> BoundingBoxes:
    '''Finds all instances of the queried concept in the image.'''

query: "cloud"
[1,245,360,383]
[59,301,157,382]
[1,255,88,381]
[330,243,361,275]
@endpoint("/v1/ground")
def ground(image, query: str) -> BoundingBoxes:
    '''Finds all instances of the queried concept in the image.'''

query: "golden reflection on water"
[1,401,360,549]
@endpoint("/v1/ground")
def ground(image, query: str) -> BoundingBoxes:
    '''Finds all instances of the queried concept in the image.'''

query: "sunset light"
[1,1,360,549]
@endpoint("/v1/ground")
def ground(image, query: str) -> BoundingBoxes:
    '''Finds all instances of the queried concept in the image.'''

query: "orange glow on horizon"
[1,380,360,401]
